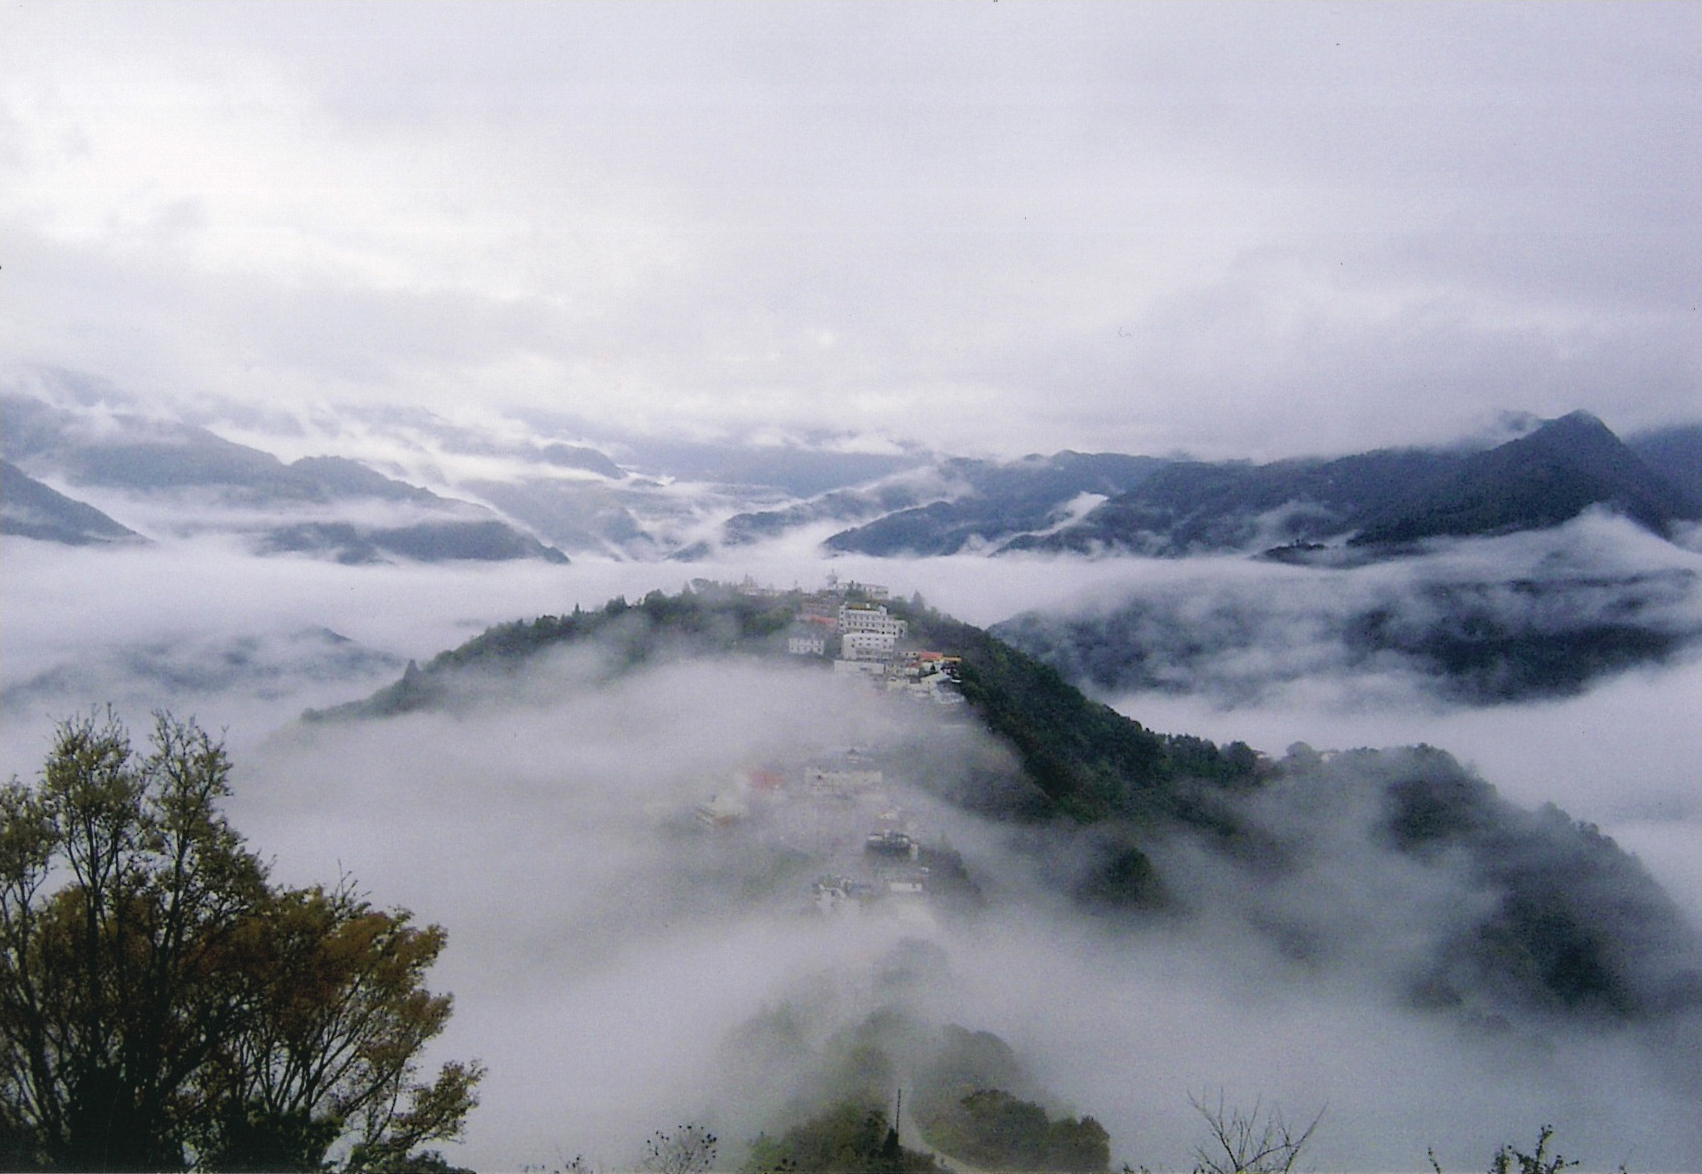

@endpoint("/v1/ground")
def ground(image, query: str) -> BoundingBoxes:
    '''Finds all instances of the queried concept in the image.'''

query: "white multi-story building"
[841,629,898,661]
[838,603,907,639]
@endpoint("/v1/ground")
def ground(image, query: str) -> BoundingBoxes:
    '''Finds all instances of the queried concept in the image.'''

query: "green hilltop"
[308,582,1262,899]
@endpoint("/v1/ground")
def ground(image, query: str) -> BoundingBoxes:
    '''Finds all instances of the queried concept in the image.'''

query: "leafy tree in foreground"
[0,711,481,1172]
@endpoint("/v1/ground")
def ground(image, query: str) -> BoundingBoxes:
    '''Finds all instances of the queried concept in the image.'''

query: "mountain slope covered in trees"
[992,561,1702,706]
[313,585,1702,1033]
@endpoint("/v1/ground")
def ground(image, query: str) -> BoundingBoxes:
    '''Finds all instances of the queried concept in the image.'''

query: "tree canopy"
[0,711,480,1172]
[743,1099,946,1174]
[921,1088,1109,1173]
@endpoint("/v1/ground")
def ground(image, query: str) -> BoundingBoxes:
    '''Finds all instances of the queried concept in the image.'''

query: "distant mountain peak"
[1348,409,1697,547]
[1528,409,1616,448]
[990,410,1700,559]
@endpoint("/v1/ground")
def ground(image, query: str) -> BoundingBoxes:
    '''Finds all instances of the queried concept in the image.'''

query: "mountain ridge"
[0,460,142,546]
[1348,410,1700,546]
[990,412,1698,559]
[1,394,571,564]
[7,375,1697,563]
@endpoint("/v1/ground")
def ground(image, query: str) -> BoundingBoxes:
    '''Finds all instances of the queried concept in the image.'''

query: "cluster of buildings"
[688,745,941,923]
[812,824,929,917]
[780,579,964,706]
[676,576,970,922]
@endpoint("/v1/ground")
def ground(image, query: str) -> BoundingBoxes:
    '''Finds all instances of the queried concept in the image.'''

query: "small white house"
[786,627,826,656]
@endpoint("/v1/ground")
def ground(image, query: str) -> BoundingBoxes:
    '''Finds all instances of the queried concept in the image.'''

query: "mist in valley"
[233,645,1702,1171]
[6,5,1699,1168]
[3,530,1699,1170]
[979,513,1702,929]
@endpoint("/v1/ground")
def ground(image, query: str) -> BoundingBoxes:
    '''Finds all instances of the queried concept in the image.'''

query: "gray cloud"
[3,2,1696,457]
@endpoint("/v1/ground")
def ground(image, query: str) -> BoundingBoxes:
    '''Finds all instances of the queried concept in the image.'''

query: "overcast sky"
[5,1,1699,459]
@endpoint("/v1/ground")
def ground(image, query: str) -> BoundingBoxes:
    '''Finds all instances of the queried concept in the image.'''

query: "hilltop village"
[682,576,976,925]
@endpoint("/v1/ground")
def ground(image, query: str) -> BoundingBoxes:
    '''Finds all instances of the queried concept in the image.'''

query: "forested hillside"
[316,583,1702,1029]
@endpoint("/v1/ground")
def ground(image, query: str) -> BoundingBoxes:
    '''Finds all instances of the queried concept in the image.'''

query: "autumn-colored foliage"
[0,712,480,1172]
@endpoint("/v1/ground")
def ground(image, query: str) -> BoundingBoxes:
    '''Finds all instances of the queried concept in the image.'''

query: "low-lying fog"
[3,520,1698,1170]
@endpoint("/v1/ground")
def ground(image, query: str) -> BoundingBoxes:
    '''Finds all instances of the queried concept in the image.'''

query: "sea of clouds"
[3,523,1698,1170]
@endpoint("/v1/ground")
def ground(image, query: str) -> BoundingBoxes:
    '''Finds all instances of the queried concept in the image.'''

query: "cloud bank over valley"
[4,543,1699,1170]
[244,632,1700,1170]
